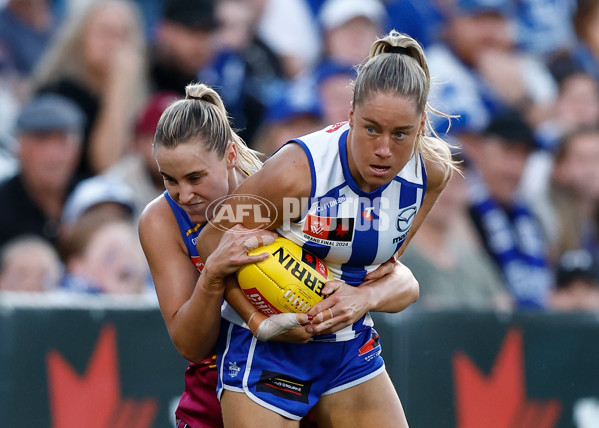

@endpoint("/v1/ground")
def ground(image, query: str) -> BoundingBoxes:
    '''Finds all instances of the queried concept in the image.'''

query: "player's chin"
[363,174,391,191]
[188,211,208,225]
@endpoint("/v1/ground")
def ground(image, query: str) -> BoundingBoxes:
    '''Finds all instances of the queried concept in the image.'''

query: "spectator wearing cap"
[0,94,84,249]
[105,91,179,218]
[425,0,557,144]
[465,110,553,309]
[57,175,148,296]
[318,0,387,67]
[60,174,136,234]
[550,249,599,312]
[252,80,324,156]
[149,0,219,95]
[30,0,148,179]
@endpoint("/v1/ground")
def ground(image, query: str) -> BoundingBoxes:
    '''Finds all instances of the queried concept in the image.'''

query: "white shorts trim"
[321,363,386,396]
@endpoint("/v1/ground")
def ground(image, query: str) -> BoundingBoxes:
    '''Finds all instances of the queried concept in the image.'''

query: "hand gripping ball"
[236,237,333,315]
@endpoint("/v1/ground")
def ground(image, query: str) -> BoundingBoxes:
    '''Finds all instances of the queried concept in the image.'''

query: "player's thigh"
[311,370,408,428]
[220,390,300,428]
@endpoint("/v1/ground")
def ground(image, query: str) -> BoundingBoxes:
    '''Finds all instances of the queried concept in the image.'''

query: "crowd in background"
[1,0,599,313]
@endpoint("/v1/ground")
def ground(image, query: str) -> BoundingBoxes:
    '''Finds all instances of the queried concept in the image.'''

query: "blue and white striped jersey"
[277,122,427,341]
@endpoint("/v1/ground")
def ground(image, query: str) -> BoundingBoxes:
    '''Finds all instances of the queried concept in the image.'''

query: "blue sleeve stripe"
[286,139,317,224]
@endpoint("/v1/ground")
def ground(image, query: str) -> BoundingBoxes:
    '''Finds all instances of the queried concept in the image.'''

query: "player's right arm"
[138,196,275,363]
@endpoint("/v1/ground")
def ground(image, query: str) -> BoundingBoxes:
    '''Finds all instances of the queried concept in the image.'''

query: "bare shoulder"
[241,142,312,200]
[138,194,182,252]
[138,195,171,236]
[422,137,453,192]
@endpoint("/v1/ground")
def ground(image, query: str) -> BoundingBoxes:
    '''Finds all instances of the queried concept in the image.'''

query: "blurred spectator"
[0,94,84,248]
[130,0,164,39]
[550,249,599,312]
[568,0,599,83]
[105,91,178,218]
[59,211,149,295]
[256,0,320,78]
[0,35,22,145]
[0,44,19,180]
[31,0,147,179]
[0,235,62,292]
[520,68,599,211]
[204,0,286,144]
[426,0,557,143]
[313,59,356,125]
[385,0,450,49]
[318,0,386,67]
[149,0,219,95]
[466,110,553,309]
[60,174,136,236]
[252,80,324,156]
[0,0,57,77]
[552,70,599,139]
[400,160,511,311]
[514,0,577,58]
[537,128,599,262]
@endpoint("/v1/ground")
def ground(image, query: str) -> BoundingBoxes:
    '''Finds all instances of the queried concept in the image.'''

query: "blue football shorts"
[216,320,385,420]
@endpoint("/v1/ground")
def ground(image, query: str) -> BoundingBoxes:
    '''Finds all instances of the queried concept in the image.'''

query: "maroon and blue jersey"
[164,191,223,428]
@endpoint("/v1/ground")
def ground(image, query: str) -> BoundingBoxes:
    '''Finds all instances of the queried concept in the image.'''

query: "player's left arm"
[395,138,453,258]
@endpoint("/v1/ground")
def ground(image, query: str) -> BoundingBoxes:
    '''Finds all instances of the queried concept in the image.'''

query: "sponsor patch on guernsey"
[302,214,354,246]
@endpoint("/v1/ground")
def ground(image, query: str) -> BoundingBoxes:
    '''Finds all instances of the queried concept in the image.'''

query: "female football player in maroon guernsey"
[138,82,419,427]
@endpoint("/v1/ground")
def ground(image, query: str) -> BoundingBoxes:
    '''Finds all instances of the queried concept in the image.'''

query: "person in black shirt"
[0,94,84,249]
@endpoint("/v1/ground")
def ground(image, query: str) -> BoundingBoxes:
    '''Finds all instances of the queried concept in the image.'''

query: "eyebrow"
[362,116,415,131]
[160,170,208,180]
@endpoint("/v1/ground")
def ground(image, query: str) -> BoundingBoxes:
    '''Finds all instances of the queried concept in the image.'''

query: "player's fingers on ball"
[242,233,276,252]
[322,280,344,295]
[306,300,330,318]
[246,253,269,263]
[296,313,309,325]
[314,307,334,323]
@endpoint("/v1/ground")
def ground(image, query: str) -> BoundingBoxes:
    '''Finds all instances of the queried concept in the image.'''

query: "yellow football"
[236,237,333,315]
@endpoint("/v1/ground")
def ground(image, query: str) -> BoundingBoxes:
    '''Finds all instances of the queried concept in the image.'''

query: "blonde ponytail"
[353,30,459,180]
[154,82,263,172]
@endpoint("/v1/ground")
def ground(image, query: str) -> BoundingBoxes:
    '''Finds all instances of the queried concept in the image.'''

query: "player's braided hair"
[154,83,263,172]
[353,30,459,179]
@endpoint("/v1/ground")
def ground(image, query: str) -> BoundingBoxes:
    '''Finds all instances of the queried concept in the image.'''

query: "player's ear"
[348,102,355,128]
[226,141,238,169]
[418,111,427,135]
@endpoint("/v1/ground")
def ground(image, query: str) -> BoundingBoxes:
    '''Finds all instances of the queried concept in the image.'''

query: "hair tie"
[388,46,408,55]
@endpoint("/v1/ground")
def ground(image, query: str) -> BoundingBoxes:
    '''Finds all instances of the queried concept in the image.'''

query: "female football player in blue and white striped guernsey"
[199,30,458,427]
[141,81,419,427]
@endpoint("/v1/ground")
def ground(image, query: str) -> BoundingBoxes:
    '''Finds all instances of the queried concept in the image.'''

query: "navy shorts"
[216,320,385,420]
